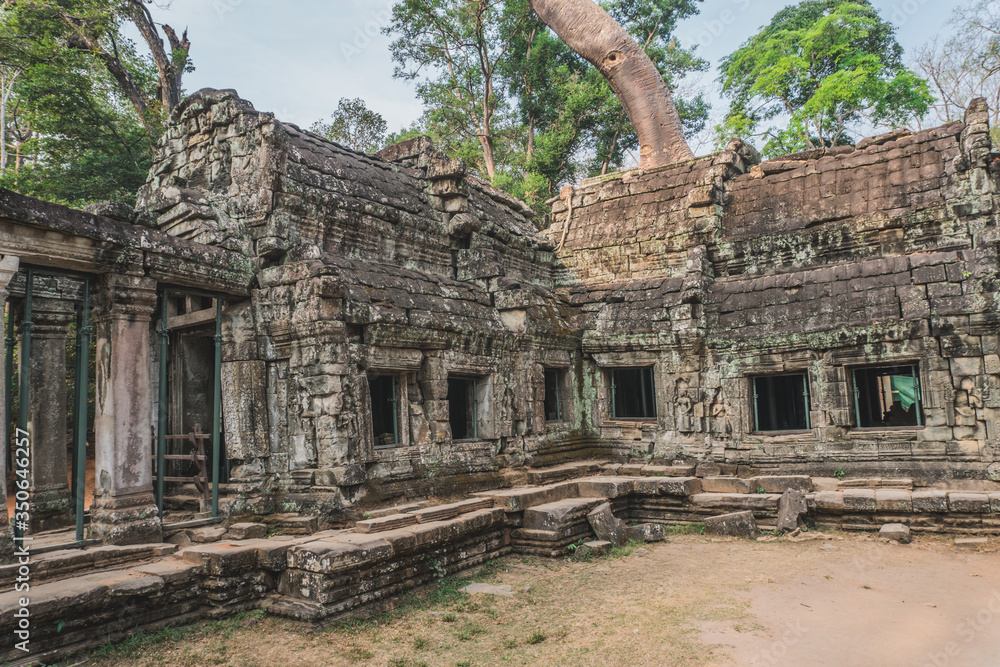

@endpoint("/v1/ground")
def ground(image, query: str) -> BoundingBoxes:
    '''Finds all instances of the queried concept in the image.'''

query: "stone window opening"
[369,374,401,448]
[544,368,569,422]
[609,366,656,420]
[751,373,811,433]
[852,364,923,428]
[448,376,479,440]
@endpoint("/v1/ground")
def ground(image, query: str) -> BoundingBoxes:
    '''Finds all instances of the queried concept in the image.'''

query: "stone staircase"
[4,462,999,666]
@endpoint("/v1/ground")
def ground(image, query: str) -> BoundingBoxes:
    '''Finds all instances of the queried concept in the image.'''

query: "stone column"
[25,296,75,532]
[89,274,162,545]
[0,255,19,558]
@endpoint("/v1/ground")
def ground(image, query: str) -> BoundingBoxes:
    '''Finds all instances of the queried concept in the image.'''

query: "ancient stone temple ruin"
[2,89,1000,661]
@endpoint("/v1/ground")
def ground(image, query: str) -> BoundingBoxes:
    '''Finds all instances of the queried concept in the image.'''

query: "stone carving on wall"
[675,379,696,433]
[709,386,733,438]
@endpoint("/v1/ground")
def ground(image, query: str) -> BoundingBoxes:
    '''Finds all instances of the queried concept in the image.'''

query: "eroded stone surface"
[704,511,760,539]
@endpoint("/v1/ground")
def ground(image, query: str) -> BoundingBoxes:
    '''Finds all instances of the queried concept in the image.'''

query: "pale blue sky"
[152,0,958,148]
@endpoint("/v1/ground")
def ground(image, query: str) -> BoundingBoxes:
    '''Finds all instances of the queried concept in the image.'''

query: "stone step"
[838,477,915,491]
[354,513,417,534]
[361,502,429,520]
[471,480,580,512]
[407,498,494,524]
[525,460,604,485]
[602,463,697,477]
[0,543,177,588]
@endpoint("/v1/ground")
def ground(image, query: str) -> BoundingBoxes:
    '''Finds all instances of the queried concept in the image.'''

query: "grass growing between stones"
[80,537,759,667]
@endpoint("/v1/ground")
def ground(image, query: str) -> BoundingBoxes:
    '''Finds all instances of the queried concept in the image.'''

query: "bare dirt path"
[89,532,1000,667]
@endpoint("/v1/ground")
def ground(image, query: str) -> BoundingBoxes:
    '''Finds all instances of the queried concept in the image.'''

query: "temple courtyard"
[84,532,999,667]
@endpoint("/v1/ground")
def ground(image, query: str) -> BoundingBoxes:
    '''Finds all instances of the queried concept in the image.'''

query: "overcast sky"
[151,0,958,145]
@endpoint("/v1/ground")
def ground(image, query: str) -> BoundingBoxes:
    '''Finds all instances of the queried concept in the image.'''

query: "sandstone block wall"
[136,90,1000,516]
[545,99,1000,483]
[137,90,589,517]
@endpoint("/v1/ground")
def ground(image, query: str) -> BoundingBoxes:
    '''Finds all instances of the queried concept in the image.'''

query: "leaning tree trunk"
[528,0,694,168]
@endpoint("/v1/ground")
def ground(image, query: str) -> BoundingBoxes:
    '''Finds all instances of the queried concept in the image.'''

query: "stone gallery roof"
[137,89,570,345]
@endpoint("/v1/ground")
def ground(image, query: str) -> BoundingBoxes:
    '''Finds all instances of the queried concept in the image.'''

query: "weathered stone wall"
[545,99,1000,483]
[135,88,1000,516]
[138,90,588,517]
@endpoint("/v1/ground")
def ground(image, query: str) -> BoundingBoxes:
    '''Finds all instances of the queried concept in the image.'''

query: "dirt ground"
[85,531,1000,667]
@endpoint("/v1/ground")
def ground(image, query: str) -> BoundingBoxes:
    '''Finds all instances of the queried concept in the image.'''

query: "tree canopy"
[310,97,389,155]
[0,0,192,207]
[385,0,708,209]
[716,0,932,158]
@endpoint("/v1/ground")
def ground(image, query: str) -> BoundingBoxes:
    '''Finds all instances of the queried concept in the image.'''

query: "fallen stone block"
[587,502,627,546]
[583,540,612,556]
[226,522,268,540]
[626,523,665,543]
[704,511,760,539]
[524,498,605,532]
[188,526,228,543]
[954,537,989,548]
[879,523,912,544]
[777,489,808,533]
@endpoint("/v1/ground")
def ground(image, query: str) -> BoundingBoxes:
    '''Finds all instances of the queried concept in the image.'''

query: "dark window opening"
[752,374,811,432]
[853,365,923,428]
[610,367,656,419]
[448,377,478,440]
[544,369,565,422]
[370,375,399,447]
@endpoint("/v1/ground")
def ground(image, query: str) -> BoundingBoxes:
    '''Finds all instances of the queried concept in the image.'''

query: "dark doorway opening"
[448,377,478,440]
[544,369,565,422]
[610,367,656,419]
[752,374,811,432]
[369,374,399,447]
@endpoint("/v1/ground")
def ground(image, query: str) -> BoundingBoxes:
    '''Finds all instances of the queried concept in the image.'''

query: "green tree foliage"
[385,0,708,210]
[717,0,932,158]
[0,1,192,207]
[310,97,389,155]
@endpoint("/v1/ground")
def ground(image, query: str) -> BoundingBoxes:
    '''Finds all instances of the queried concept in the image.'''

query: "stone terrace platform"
[3,461,999,665]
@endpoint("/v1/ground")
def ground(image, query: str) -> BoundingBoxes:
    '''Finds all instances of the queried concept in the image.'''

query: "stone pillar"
[0,255,19,558]
[89,274,162,545]
[25,297,75,532]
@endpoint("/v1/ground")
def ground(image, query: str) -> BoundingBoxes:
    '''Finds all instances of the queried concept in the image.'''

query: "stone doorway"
[156,292,224,522]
